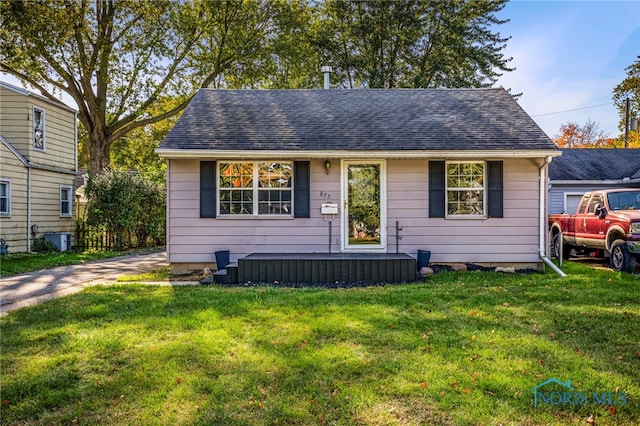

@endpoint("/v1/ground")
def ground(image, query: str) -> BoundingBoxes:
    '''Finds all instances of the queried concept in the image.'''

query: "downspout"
[27,165,32,252]
[539,156,566,277]
[165,159,171,262]
[74,111,78,226]
[74,112,78,175]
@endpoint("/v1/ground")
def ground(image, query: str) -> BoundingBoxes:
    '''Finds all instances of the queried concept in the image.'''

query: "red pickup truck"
[548,189,640,272]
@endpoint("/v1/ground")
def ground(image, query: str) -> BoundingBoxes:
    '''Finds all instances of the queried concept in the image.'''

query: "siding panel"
[167,158,543,265]
[0,144,29,251]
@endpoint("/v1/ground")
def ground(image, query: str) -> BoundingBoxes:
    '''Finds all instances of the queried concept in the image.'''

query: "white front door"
[342,160,386,252]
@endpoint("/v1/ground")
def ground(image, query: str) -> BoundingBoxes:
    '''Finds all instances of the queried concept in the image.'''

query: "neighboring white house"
[548,149,640,214]
[0,81,77,252]
[156,89,560,274]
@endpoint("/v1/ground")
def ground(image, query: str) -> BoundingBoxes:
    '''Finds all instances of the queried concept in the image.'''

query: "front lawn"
[1,262,638,425]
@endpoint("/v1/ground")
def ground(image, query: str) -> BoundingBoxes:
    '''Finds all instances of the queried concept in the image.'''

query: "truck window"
[588,194,604,214]
[577,195,590,214]
[607,190,640,210]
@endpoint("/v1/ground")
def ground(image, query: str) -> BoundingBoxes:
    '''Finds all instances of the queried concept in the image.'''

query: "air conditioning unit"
[44,232,71,252]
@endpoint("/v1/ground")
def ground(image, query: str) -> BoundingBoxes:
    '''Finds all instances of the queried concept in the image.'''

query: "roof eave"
[550,179,640,185]
[0,135,29,166]
[155,149,561,160]
[0,81,78,113]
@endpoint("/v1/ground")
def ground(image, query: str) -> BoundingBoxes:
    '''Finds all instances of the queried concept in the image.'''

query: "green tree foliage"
[2,0,516,176]
[222,1,321,89]
[0,0,311,175]
[314,0,513,88]
[85,170,165,249]
[108,96,184,179]
[612,55,640,147]
[78,96,177,179]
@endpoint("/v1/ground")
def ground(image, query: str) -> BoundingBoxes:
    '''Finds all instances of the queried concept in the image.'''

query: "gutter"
[550,179,640,185]
[539,156,566,277]
[155,148,562,161]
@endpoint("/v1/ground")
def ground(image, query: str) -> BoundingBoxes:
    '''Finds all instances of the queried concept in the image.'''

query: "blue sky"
[2,1,638,140]
[495,0,640,139]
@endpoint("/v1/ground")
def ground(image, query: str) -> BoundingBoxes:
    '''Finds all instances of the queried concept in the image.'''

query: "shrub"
[85,170,165,249]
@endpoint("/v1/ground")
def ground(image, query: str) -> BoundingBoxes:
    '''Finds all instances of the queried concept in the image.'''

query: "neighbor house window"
[218,162,293,216]
[446,161,485,216]
[60,185,72,217]
[33,107,45,151]
[0,180,10,216]
[564,193,584,214]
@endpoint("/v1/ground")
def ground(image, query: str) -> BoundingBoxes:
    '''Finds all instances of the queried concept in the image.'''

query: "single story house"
[156,88,560,279]
[0,81,78,253]
[548,148,640,214]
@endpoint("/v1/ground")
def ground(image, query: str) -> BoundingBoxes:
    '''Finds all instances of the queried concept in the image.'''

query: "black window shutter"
[429,161,445,218]
[200,161,216,218]
[487,161,503,218]
[294,161,310,218]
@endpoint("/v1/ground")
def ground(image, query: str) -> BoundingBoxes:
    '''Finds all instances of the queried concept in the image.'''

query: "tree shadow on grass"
[1,271,639,425]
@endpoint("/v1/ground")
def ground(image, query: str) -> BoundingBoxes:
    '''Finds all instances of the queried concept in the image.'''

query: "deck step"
[208,262,238,284]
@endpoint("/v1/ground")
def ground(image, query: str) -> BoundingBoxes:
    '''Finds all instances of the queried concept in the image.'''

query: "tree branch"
[111,93,195,140]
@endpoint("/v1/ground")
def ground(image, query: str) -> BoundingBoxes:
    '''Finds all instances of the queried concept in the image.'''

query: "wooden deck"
[213,253,418,285]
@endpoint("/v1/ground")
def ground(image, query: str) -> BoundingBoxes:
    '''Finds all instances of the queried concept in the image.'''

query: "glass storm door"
[343,161,386,251]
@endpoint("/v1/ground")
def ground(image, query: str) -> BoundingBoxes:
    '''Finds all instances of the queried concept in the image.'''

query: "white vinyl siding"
[1,85,76,171]
[1,84,76,253]
[166,158,543,267]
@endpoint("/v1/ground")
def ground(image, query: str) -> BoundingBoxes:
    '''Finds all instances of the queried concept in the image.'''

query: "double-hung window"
[33,107,45,151]
[446,161,485,217]
[219,162,293,216]
[0,180,10,216]
[430,160,501,219]
[60,185,72,217]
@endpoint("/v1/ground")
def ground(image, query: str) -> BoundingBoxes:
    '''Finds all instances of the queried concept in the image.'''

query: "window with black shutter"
[429,160,503,218]
[202,161,309,217]
[200,161,216,218]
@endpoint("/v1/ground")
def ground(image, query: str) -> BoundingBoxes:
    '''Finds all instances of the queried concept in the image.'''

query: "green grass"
[0,249,157,277]
[1,262,639,425]
[116,266,172,282]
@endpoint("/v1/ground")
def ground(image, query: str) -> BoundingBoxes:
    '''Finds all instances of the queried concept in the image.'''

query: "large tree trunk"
[84,114,113,175]
[89,137,112,176]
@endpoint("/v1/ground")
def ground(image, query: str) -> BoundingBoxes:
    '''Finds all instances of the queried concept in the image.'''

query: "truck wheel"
[609,240,637,272]
[551,232,571,260]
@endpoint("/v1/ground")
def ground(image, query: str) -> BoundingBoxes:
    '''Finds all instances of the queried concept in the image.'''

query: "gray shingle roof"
[159,88,557,152]
[549,148,640,181]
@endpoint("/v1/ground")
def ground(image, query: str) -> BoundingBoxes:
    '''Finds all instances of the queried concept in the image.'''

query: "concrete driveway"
[0,251,168,316]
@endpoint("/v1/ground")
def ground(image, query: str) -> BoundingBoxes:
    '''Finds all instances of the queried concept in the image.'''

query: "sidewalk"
[0,251,169,316]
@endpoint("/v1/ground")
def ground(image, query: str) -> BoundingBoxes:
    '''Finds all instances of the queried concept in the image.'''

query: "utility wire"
[531,102,612,117]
